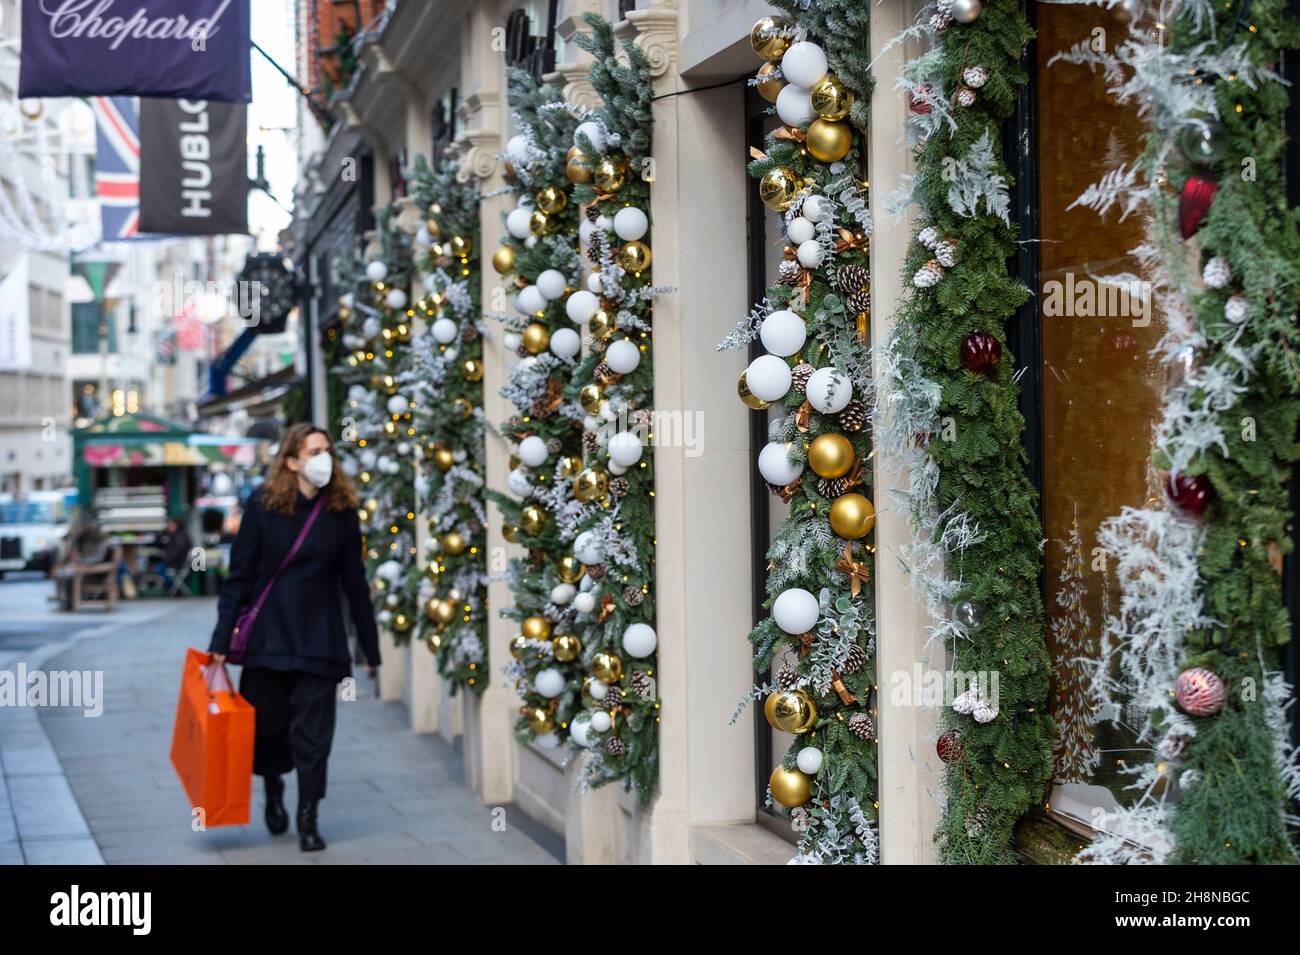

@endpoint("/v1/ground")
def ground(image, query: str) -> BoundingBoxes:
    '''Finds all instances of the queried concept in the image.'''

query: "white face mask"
[302,450,333,488]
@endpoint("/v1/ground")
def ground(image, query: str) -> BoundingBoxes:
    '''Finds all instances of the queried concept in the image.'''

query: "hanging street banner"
[0,257,33,371]
[91,96,141,240]
[138,99,248,236]
[18,0,252,103]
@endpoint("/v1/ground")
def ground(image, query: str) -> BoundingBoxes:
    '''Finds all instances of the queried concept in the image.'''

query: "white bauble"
[583,415,599,432]
[776,84,815,127]
[516,285,546,316]
[378,559,403,582]
[347,384,367,402]
[518,435,549,467]
[432,317,458,345]
[587,273,602,294]
[535,667,566,699]
[550,583,576,606]
[504,331,522,352]
[604,338,641,374]
[386,395,408,414]
[574,120,606,154]
[362,317,381,339]
[786,216,816,245]
[549,327,581,359]
[422,272,437,293]
[565,289,599,325]
[520,356,538,372]
[360,449,377,469]
[377,609,392,625]
[573,530,604,565]
[745,354,793,402]
[796,746,824,775]
[588,680,608,701]
[608,431,644,468]
[535,732,560,750]
[570,714,594,748]
[595,215,612,232]
[578,218,597,247]
[505,133,530,164]
[386,288,407,310]
[805,366,853,414]
[758,442,803,486]
[801,195,831,223]
[773,588,820,634]
[536,269,568,301]
[589,711,612,733]
[759,309,807,358]
[622,623,657,658]
[613,206,649,242]
[516,192,534,210]
[507,467,533,497]
[525,236,538,249]
[365,260,388,282]
[608,461,628,476]
[506,207,533,239]
[574,592,597,614]
[797,239,824,269]
[341,292,355,310]
[781,41,828,88]
[415,226,432,247]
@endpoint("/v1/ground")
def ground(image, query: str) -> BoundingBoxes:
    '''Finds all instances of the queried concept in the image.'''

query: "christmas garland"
[334,209,422,641]
[406,155,490,694]
[721,3,880,865]
[557,13,666,803]
[485,69,588,747]
[879,0,1054,863]
[1054,0,1300,864]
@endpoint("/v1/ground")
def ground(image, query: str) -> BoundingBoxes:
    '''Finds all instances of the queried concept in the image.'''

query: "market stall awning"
[73,411,262,468]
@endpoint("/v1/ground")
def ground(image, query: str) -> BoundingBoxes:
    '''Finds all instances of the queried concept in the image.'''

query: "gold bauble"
[738,370,773,410]
[382,420,399,437]
[425,216,442,238]
[521,615,553,641]
[461,359,484,382]
[442,532,467,556]
[520,504,548,535]
[593,157,627,193]
[579,384,605,415]
[453,397,474,418]
[425,560,442,581]
[764,689,818,734]
[552,634,582,662]
[522,322,551,353]
[529,210,555,236]
[617,241,652,273]
[806,118,852,164]
[756,62,787,104]
[750,15,794,61]
[424,634,441,653]
[556,555,586,584]
[510,635,529,660]
[810,75,854,122]
[382,375,399,395]
[535,186,568,214]
[424,597,444,622]
[759,166,800,212]
[829,493,876,539]
[503,159,518,182]
[566,158,593,184]
[392,612,413,633]
[591,652,623,684]
[769,765,812,808]
[808,433,855,479]
[492,246,516,275]
[573,468,609,503]
[448,235,472,258]
[502,523,520,544]
[556,455,581,479]
[526,706,555,734]
[432,447,454,472]
[588,309,616,342]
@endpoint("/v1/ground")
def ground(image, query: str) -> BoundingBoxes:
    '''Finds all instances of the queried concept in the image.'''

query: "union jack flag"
[91,97,140,240]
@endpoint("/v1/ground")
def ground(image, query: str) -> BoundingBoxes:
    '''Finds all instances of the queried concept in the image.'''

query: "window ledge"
[691,823,796,865]
[1014,810,1092,865]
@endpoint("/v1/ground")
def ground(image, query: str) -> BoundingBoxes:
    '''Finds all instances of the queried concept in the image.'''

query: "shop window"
[504,3,559,82]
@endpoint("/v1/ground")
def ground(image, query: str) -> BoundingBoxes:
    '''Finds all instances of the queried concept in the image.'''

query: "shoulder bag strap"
[245,494,326,617]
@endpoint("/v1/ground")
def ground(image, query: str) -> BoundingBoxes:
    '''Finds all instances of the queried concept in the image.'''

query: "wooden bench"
[55,545,122,612]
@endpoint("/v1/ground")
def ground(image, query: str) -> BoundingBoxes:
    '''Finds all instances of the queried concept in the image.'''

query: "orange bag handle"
[202,658,234,694]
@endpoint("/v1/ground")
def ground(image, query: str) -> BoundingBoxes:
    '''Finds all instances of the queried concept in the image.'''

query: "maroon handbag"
[227,495,325,664]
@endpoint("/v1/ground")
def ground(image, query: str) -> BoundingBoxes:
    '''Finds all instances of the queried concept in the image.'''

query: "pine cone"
[912,260,943,289]
[776,662,800,691]
[848,712,875,741]
[934,239,958,268]
[605,735,627,758]
[609,476,630,498]
[629,669,653,698]
[917,226,940,249]
[838,399,868,433]
[595,362,620,385]
[791,362,815,394]
[629,408,652,429]
[587,244,602,265]
[1203,256,1231,289]
[583,431,600,453]
[462,324,481,342]
[929,11,952,33]
[841,644,867,675]
[516,342,530,357]
[776,260,803,286]
[546,437,562,455]
[964,804,992,839]
[817,476,853,499]
[846,289,872,315]
[622,585,644,606]
[956,86,977,108]
[836,264,869,293]
[585,205,602,224]
[506,415,524,431]
[962,65,988,90]
[586,563,606,580]
[530,398,553,418]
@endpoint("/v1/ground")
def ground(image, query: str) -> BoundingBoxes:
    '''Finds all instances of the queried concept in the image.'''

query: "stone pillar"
[869,0,942,864]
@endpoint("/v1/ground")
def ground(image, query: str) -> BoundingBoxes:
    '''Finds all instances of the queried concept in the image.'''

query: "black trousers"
[238,667,338,803]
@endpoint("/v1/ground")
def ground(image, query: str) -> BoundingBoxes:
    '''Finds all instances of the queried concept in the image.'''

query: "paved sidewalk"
[2,580,558,865]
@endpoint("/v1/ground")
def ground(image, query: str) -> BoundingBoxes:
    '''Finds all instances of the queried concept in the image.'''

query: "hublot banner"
[139,98,248,236]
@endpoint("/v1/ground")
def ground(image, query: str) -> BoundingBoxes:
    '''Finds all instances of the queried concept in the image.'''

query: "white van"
[0,491,74,577]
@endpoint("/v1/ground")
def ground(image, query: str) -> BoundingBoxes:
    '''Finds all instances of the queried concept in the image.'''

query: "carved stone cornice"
[547,62,601,112]
[620,3,679,83]
[454,90,504,182]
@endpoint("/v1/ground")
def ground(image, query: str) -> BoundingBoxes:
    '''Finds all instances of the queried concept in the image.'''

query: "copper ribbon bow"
[834,227,869,254]
[835,542,871,598]
[598,595,616,624]
[781,247,814,305]
[776,477,803,503]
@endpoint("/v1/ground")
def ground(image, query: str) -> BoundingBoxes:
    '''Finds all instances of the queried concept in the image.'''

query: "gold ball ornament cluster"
[491,246,515,275]
[534,186,567,214]
[522,322,550,354]
[750,15,793,61]
[760,166,801,212]
[591,652,623,684]
[552,634,582,662]
[556,555,586,583]
[442,532,467,556]
[737,370,772,410]
[529,210,555,236]
[829,492,876,539]
[769,765,812,808]
[461,359,484,382]
[526,707,555,734]
[764,689,818,734]
[574,467,610,503]
[566,146,593,184]
[520,504,548,536]
[810,75,853,121]
[593,157,627,193]
[431,447,454,472]
[521,615,552,641]
[808,433,855,479]
[806,118,851,163]
[756,62,786,104]
[617,241,652,273]
[588,309,617,342]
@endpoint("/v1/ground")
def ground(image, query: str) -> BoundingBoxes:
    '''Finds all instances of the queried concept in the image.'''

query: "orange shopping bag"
[169,648,256,827]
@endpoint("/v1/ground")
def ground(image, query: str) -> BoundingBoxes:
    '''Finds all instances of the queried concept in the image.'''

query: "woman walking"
[208,424,380,851]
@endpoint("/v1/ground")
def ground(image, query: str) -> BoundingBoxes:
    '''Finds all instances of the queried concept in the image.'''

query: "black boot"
[264,775,288,835]
[297,799,326,852]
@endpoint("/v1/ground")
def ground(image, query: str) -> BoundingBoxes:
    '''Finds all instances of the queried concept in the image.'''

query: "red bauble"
[1178,175,1218,240]
[936,729,965,764]
[1166,473,1212,516]
[1175,667,1226,717]
[960,331,1002,375]
[908,84,934,115]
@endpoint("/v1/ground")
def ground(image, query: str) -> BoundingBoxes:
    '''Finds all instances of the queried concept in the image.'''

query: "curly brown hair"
[261,423,359,515]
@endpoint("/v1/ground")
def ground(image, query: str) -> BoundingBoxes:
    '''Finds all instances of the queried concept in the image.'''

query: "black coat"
[209,488,380,679]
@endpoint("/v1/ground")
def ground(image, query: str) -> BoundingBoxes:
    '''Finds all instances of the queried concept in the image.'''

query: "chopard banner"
[139,98,248,235]
[19,0,252,103]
